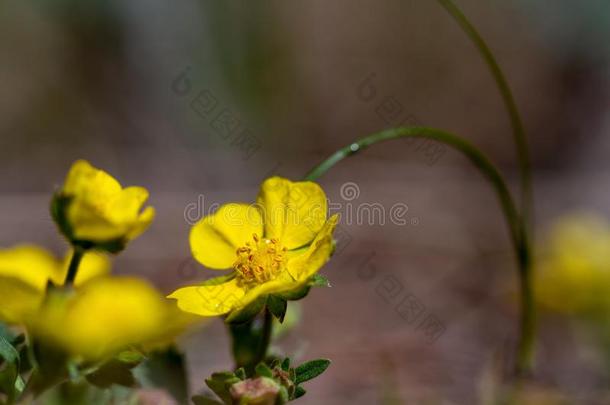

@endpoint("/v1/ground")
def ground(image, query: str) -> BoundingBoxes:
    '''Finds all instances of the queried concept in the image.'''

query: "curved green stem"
[64,246,85,285]
[435,0,532,231]
[305,126,535,375]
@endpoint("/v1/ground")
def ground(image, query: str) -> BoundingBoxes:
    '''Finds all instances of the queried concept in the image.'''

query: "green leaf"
[294,359,331,384]
[266,295,287,323]
[0,334,20,401]
[28,341,70,396]
[133,347,189,405]
[281,358,290,371]
[254,363,273,378]
[192,395,224,405]
[85,358,139,389]
[294,386,307,399]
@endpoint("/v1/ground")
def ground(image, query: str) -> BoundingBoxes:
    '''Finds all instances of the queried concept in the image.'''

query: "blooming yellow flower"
[168,177,338,319]
[536,213,610,314]
[52,160,155,249]
[0,244,109,324]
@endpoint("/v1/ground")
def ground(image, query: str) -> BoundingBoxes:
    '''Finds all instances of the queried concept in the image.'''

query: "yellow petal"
[235,271,297,311]
[32,276,176,360]
[257,177,327,250]
[63,160,122,202]
[190,203,263,269]
[286,214,339,281]
[127,206,156,240]
[67,202,127,240]
[0,244,59,290]
[168,276,246,316]
[107,186,150,223]
[0,276,44,324]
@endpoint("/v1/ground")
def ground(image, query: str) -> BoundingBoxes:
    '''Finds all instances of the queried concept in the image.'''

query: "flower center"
[233,234,287,286]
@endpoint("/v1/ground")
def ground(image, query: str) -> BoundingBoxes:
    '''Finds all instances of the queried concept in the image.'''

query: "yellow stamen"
[233,234,287,287]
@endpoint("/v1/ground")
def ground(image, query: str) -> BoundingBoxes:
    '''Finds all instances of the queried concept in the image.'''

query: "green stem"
[64,246,85,285]
[435,0,532,231]
[305,126,535,375]
[254,309,273,366]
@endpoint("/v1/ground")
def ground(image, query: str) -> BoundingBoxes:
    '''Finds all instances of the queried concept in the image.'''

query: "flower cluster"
[0,161,338,404]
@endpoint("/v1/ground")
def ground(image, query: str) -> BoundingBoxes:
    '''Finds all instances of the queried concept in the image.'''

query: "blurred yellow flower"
[0,245,193,360]
[52,160,155,247]
[31,276,194,360]
[0,244,109,324]
[169,176,338,319]
[536,213,610,314]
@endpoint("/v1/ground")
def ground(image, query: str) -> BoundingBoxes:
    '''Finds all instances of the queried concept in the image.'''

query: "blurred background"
[1,0,609,403]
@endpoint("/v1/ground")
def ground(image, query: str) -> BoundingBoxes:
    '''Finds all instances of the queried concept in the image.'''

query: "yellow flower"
[31,276,194,360]
[0,245,193,360]
[536,213,610,314]
[52,160,155,249]
[0,244,109,324]
[168,177,339,319]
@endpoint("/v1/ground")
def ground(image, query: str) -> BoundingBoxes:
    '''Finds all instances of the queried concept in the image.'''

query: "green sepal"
[266,295,287,323]
[204,372,240,404]
[280,358,290,371]
[310,274,331,287]
[294,359,331,384]
[278,385,290,403]
[276,285,311,301]
[226,296,266,325]
[276,274,330,302]
[235,367,246,381]
[254,363,273,378]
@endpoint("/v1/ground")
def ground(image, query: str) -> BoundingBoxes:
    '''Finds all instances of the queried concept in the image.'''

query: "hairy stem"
[305,126,535,375]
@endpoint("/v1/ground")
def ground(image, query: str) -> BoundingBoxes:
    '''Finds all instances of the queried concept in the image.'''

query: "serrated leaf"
[266,295,287,323]
[294,359,331,384]
[255,363,273,378]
